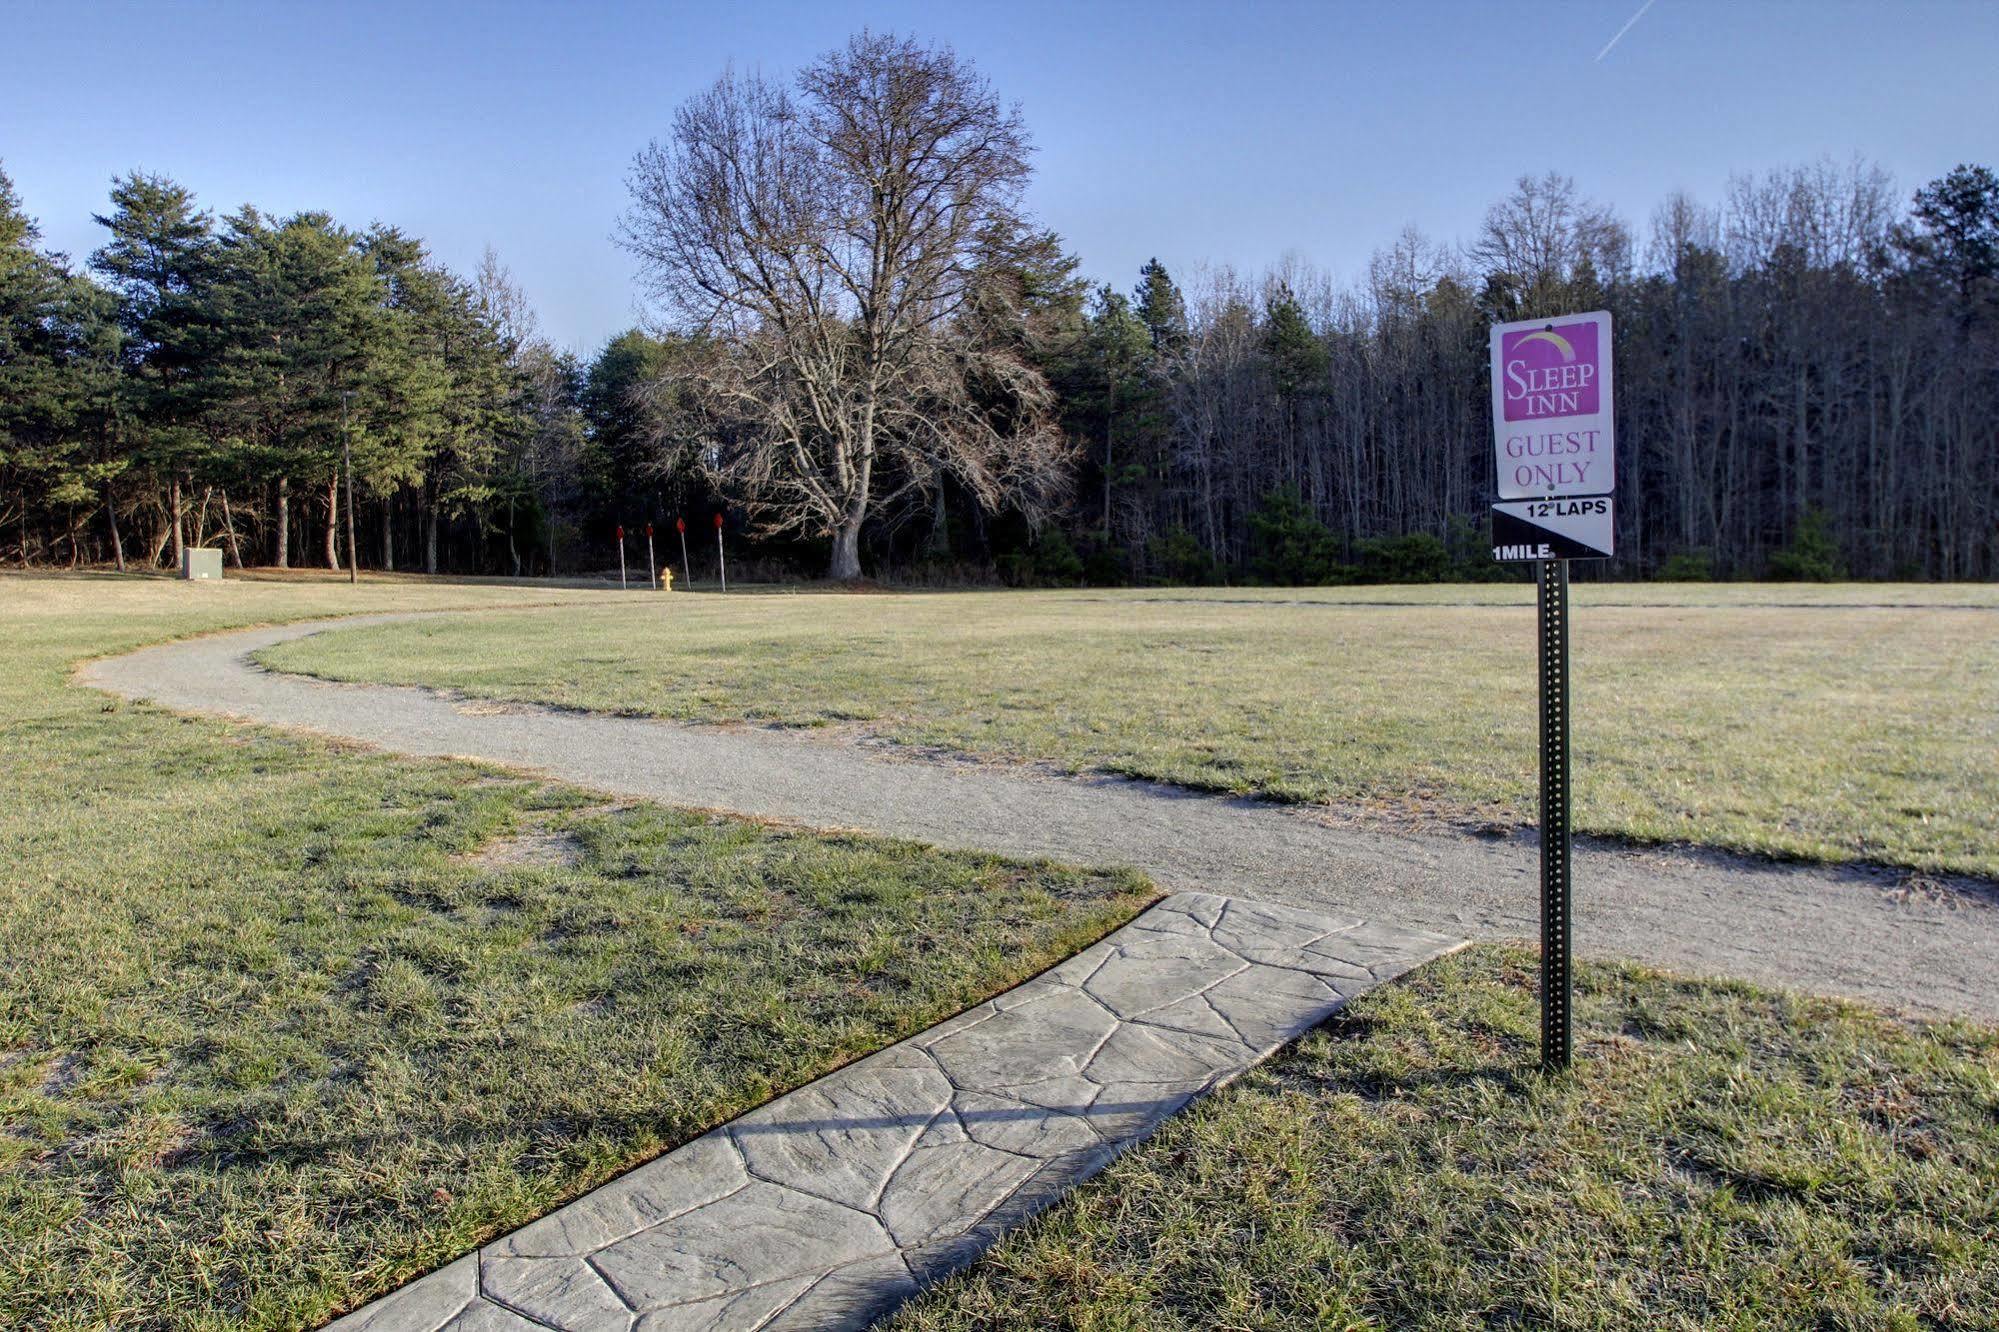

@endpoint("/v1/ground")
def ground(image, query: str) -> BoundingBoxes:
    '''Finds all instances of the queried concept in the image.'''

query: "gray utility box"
[181,547,223,580]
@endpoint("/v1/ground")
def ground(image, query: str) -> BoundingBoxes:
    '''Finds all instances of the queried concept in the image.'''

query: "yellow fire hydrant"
[660,567,674,592]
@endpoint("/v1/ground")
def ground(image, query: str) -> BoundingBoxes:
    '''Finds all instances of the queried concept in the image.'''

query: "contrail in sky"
[1595,0,1659,62]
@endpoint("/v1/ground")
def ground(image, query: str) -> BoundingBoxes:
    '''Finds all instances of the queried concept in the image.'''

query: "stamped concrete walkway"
[82,616,1999,1019]
[323,892,1457,1331]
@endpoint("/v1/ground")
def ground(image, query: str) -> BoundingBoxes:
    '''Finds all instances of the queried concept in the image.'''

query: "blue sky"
[5,1,1994,352]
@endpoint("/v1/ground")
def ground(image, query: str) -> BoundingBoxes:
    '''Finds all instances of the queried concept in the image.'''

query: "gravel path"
[82,615,1999,1021]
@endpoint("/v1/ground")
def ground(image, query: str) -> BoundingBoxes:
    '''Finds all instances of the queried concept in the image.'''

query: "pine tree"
[0,165,122,565]
[90,172,215,567]
[1262,283,1327,398]
[1083,286,1152,536]
[359,226,453,569]
[1133,258,1188,355]
[1900,164,1999,327]
[422,273,515,573]
[510,343,587,574]
[207,209,390,567]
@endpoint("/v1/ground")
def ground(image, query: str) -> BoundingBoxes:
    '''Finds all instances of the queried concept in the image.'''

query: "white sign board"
[1490,310,1614,499]
[1491,496,1614,561]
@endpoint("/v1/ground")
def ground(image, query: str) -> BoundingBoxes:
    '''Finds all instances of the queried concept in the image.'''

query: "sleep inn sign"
[1490,310,1614,500]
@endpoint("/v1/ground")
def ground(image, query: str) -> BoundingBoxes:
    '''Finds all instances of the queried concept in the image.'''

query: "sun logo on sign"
[1501,321,1599,421]
[1515,329,1575,361]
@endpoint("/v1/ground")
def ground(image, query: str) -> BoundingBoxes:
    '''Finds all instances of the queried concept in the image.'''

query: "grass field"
[0,573,1150,1330]
[263,584,1999,877]
[892,945,1999,1332]
[11,571,1999,1329]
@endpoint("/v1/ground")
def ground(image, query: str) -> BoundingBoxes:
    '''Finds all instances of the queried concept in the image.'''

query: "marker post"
[646,524,658,589]
[713,512,727,593]
[676,517,690,590]
[616,525,627,591]
[1536,558,1573,1071]
[1488,310,1613,1074]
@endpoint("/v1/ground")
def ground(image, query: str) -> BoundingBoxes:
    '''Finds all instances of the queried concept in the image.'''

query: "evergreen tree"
[1083,285,1152,536]
[939,221,1090,559]
[207,208,389,568]
[509,343,587,573]
[90,172,215,566]
[1117,259,1187,555]
[1899,164,1999,327]
[358,226,453,570]
[1262,283,1327,398]
[583,331,672,487]
[1133,258,1188,355]
[1261,283,1328,513]
[581,328,676,546]
[1247,486,1340,584]
[0,165,122,565]
[420,273,514,573]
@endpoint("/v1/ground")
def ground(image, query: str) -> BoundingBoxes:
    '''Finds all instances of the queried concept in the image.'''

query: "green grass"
[261,584,1999,877]
[891,945,1999,1332]
[0,573,1152,1330]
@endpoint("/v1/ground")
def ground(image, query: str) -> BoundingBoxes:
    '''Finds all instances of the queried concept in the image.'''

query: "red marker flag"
[713,512,724,529]
[676,517,686,533]
[616,525,624,541]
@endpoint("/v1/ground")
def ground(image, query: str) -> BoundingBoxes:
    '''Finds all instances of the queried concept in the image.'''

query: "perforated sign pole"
[1490,309,1612,1075]
[1537,558,1573,1072]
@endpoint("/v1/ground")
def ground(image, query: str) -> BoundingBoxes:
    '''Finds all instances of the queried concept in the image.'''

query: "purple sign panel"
[1489,310,1614,500]
[1500,320,1600,421]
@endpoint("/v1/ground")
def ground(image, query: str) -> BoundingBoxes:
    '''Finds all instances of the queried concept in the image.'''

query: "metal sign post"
[646,524,658,589]
[676,517,691,590]
[1536,558,1573,1071]
[616,525,627,590]
[1489,309,1614,1074]
[714,512,727,592]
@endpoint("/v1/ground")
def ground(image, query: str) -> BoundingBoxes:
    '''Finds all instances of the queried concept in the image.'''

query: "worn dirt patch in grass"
[457,828,585,869]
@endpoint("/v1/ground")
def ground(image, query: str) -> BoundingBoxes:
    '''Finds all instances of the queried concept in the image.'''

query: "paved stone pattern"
[325,892,1458,1331]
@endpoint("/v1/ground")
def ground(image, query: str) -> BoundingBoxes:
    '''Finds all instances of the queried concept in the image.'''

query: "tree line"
[1,167,580,575]
[4,36,1996,583]
[1046,160,1999,584]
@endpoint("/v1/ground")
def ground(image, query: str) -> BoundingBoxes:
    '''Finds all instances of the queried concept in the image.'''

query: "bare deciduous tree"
[1473,172,1632,314]
[620,31,1065,578]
